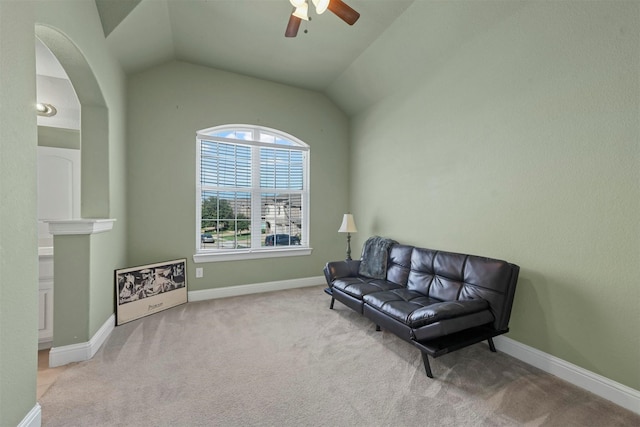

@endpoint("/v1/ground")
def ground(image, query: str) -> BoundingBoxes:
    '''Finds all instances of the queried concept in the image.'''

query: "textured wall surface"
[347,1,639,389]
[126,61,350,290]
[0,3,38,425]
[0,1,128,424]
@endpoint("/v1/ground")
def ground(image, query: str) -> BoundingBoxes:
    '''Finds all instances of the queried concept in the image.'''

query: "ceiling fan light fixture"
[289,0,306,8]
[292,3,309,21]
[312,0,330,14]
[283,0,360,37]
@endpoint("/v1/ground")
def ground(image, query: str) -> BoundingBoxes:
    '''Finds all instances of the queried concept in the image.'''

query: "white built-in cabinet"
[38,250,54,345]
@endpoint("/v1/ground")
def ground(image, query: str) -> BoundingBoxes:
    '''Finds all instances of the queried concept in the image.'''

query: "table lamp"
[338,213,357,260]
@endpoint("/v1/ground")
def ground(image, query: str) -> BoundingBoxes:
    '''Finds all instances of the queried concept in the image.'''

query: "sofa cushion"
[406,247,437,295]
[332,277,403,299]
[385,244,413,286]
[406,249,468,301]
[429,251,467,300]
[408,299,490,328]
[362,289,437,324]
[363,288,491,329]
[459,256,517,331]
[363,288,440,324]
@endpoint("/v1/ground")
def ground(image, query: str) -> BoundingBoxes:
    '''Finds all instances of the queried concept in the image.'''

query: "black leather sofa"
[323,241,520,378]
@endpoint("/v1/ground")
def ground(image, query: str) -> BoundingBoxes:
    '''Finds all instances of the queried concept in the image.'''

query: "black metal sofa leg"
[421,352,434,378]
[488,337,497,352]
[329,297,335,310]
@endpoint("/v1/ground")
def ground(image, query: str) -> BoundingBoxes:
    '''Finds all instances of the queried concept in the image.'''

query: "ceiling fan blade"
[328,0,360,26]
[285,13,301,37]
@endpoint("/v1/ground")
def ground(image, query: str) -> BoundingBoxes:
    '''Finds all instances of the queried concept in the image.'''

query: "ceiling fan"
[285,0,360,38]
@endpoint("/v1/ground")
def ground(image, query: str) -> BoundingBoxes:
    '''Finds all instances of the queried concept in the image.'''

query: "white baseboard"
[188,275,325,302]
[18,403,41,427]
[494,336,640,415]
[49,314,115,367]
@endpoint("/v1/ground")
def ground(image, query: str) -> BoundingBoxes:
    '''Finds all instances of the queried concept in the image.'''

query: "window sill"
[193,247,313,263]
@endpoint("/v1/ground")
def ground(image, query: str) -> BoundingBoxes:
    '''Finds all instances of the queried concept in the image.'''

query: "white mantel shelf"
[45,219,116,235]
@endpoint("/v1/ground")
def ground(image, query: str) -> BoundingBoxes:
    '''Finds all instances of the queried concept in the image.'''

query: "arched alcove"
[35,25,110,218]
[34,25,114,359]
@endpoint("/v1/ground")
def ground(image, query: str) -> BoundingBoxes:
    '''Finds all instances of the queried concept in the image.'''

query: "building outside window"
[195,124,310,262]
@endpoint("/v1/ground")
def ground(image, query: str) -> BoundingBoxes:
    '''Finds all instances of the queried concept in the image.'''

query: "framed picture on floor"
[115,258,187,325]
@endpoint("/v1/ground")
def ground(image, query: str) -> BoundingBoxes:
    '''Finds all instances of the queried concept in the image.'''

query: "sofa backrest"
[406,247,519,331]
[384,244,413,286]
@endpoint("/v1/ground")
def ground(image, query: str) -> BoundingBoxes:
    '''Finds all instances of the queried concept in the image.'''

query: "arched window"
[194,125,310,262]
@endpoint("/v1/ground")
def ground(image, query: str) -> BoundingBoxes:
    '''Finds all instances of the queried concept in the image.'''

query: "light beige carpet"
[39,285,639,426]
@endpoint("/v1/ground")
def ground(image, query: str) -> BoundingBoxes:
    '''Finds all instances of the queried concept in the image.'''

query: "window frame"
[194,124,311,263]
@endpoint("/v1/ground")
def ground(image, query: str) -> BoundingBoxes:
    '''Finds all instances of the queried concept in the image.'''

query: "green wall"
[0,3,38,425]
[126,61,350,289]
[52,232,124,346]
[0,1,128,425]
[344,1,639,389]
[52,235,91,346]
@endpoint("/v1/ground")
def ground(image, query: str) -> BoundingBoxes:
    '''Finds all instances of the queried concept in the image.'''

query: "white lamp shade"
[289,0,306,7]
[292,3,310,20]
[312,0,330,14]
[338,214,358,233]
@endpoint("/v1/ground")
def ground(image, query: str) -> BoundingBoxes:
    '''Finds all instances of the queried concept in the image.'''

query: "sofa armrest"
[408,299,490,329]
[323,260,361,287]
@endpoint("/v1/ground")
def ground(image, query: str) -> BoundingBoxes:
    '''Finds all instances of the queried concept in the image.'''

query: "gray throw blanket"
[358,236,398,279]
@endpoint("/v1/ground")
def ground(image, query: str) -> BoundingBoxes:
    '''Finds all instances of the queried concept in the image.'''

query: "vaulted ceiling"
[39,1,531,118]
[100,0,415,92]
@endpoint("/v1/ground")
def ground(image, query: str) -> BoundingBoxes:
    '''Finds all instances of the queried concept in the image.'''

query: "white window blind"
[195,125,310,262]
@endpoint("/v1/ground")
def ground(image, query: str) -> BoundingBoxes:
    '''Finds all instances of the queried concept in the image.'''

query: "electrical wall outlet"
[195,267,203,278]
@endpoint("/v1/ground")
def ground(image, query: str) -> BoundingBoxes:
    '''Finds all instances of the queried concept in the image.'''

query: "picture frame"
[115,258,187,326]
